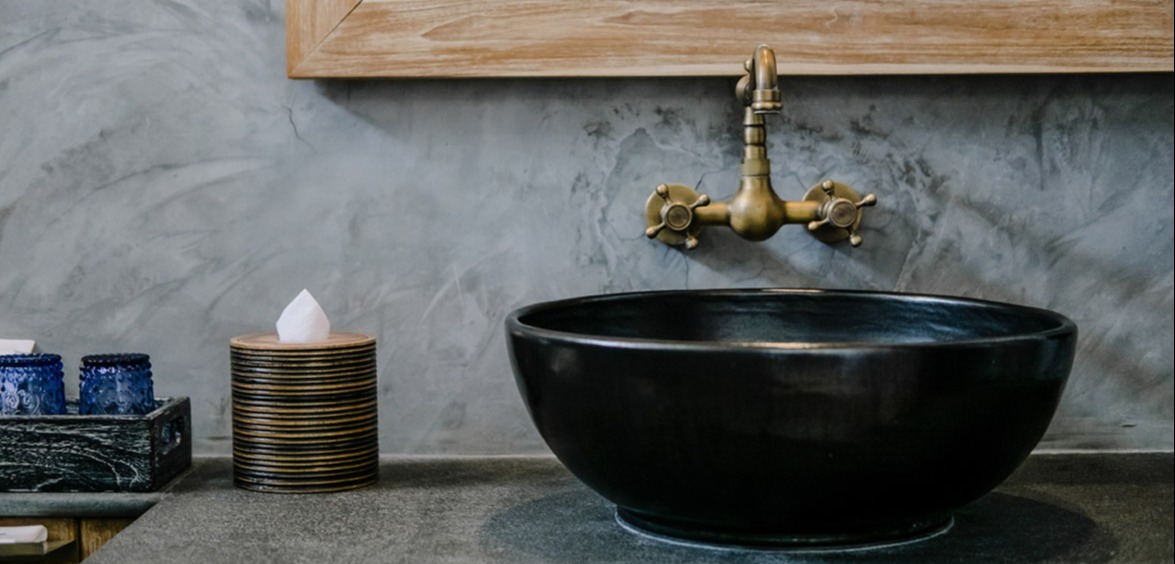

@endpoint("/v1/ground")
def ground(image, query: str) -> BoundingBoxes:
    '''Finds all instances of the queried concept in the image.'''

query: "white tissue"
[0,339,35,354]
[0,525,48,544]
[276,289,331,343]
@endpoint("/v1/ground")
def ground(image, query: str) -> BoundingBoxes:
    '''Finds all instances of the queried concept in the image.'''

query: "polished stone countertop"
[9,453,1172,563]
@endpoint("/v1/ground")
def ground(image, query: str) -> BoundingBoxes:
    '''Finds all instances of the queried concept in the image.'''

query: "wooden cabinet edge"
[286,0,1174,78]
[79,518,136,561]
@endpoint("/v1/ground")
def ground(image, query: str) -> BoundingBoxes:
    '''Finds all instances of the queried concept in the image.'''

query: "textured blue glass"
[0,354,67,415]
[80,353,155,415]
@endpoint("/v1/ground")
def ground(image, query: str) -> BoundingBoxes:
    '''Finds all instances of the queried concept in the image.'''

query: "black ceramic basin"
[506,289,1076,548]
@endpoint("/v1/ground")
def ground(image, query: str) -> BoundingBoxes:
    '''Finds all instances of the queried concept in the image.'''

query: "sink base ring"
[615,507,953,552]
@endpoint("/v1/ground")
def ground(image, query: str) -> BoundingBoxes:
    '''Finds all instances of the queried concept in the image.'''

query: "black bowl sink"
[506,289,1076,548]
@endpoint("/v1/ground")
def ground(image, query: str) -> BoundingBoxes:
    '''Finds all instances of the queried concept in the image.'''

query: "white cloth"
[276,289,331,343]
[0,525,48,544]
[0,339,35,354]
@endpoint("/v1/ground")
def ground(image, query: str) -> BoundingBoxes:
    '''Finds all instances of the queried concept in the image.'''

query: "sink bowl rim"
[506,288,1076,351]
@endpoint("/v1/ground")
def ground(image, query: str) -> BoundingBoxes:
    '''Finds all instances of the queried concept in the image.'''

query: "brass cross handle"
[645,184,711,250]
[803,180,878,247]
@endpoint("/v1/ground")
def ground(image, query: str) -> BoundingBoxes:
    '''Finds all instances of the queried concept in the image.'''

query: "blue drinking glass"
[80,353,156,415]
[0,354,67,415]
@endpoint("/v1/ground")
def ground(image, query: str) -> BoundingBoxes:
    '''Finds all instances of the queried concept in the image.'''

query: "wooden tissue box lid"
[0,397,191,493]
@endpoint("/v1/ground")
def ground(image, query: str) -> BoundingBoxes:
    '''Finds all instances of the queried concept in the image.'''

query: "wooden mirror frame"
[287,1,1173,78]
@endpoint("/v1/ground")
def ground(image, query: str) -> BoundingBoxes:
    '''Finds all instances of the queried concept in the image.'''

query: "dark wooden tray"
[0,397,191,492]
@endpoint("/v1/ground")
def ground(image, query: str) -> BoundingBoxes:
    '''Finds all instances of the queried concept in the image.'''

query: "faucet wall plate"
[803,180,868,244]
[645,184,706,248]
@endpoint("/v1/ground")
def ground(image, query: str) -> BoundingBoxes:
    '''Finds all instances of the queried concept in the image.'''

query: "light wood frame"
[287,0,1173,78]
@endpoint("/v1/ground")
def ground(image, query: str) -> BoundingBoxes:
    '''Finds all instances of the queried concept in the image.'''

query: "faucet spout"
[736,44,781,114]
[645,45,878,250]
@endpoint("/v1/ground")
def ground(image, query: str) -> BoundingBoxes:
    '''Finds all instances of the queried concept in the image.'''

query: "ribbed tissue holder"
[229,332,378,493]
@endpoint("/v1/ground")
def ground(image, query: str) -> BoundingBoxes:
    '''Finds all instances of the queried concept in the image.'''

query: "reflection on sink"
[506,289,1076,548]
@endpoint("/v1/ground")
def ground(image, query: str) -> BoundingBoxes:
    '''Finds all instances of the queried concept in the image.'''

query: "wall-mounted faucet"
[645,45,877,250]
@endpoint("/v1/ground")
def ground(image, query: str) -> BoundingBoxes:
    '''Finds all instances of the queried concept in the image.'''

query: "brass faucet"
[645,45,877,250]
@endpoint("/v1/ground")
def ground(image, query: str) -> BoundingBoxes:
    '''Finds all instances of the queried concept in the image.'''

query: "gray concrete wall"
[1,1,1171,454]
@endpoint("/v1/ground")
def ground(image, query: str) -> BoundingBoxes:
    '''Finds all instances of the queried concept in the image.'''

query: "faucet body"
[645,45,876,250]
